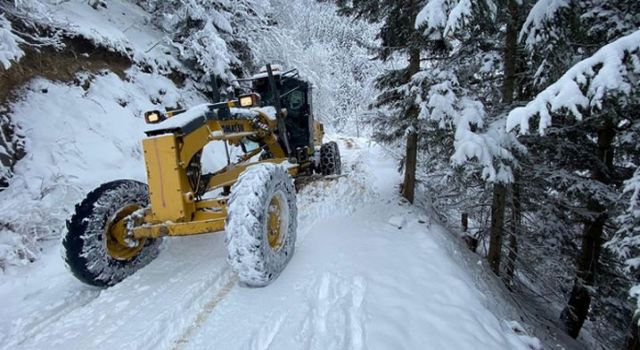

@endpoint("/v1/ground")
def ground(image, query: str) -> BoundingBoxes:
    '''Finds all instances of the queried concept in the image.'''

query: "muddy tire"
[225,163,297,287]
[319,141,341,175]
[62,180,161,287]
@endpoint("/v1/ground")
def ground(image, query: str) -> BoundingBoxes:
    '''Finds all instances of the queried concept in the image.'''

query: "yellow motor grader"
[62,65,341,287]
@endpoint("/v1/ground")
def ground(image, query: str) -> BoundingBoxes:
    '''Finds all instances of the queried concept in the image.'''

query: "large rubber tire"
[225,163,297,287]
[62,180,161,287]
[319,141,342,175]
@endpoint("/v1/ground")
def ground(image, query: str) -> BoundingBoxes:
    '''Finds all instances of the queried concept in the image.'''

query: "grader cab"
[62,65,341,287]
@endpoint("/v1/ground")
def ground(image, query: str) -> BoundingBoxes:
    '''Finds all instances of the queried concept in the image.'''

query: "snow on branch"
[415,0,453,40]
[415,70,518,183]
[0,14,24,69]
[607,167,640,269]
[518,0,570,50]
[607,167,640,318]
[506,30,640,135]
[415,0,495,40]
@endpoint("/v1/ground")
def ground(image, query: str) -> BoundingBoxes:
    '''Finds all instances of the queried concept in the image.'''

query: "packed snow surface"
[0,138,538,350]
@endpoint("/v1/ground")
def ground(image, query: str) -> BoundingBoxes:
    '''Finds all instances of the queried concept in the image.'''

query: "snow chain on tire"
[225,163,297,287]
[319,141,342,175]
[62,180,161,287]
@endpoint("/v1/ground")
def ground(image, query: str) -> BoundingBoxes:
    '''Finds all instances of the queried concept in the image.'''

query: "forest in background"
[0,0,639,349]
[327,0,639,349]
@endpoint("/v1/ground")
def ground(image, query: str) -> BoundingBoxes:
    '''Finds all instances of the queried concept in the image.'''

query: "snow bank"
[0,69,205,269]
[8,0,182,72]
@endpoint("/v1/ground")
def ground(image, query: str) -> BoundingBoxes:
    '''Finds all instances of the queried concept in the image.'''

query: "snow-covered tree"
[252,0,382,134]
[507,27,640,343]
[139,0,271,82]
[508,31,640,133]
[331,0,531,279]
[609,168,640,278]
[608,166,640,349]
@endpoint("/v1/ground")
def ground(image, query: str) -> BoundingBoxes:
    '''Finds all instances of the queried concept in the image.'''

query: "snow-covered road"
[0,139,538,350]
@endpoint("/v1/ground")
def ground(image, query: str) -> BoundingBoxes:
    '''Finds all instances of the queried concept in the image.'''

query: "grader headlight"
[144,110,166,124]
[238,94,259,108]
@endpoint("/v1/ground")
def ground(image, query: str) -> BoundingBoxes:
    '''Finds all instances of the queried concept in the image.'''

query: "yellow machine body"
[131,107,309,240]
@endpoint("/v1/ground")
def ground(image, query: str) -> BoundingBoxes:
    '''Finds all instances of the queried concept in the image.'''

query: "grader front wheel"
[225,163,297,287]
[62,180,161,287]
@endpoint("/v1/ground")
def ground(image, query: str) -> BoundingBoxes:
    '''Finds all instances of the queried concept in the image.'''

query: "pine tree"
[508,22,640,341]
[334,0,528,278]
[331,0,426,142]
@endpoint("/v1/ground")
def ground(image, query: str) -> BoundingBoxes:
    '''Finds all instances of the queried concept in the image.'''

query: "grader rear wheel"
[225,163,297,287]
[62,180,161,287]
[319,141,341,175]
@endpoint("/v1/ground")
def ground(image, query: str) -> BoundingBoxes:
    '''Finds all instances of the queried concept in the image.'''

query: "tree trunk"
[501,0,519,104]
[560,118,615,338]
[402,130,418,204]
[407,0,421,79]
[408,48,421,77]
[626,311,640,350]
[487,0,519,277]
[504,177,521,287]
[462,213,468,232]
[488,183,507,275]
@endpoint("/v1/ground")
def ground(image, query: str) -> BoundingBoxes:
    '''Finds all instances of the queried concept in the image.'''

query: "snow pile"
[0,70,205,269]
[296,140,379,239]
[0,14,24,70]
[507,29,640,135]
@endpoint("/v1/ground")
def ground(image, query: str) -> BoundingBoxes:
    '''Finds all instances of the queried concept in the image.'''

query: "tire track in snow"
[249,313,287,350]
[298,272,367,350]
[171,272,239,350]
[167,174,355,350]
[7,291,98,349]
[167,176,348,350]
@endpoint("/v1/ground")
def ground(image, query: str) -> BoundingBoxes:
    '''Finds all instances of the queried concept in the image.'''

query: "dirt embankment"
[0,34,133,188]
